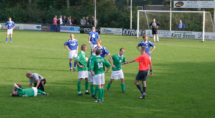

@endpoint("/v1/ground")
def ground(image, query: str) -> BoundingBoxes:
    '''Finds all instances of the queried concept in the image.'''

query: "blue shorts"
[136,70,148,81]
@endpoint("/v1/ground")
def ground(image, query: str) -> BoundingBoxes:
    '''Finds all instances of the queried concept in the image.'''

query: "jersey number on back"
[92,34,95,38]
[97,62,103,69]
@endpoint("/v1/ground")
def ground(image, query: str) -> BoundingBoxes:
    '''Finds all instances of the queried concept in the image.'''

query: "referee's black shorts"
[34,79,46,91]
[152,28,157,34]
[136,70,148,81]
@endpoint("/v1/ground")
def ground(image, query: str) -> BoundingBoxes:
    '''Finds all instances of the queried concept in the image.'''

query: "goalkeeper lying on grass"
[10,83,49,97]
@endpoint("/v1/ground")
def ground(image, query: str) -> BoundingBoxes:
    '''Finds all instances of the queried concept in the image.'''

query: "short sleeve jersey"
[95,46,110,57]
[138,40,155,57]
[134,53,151,71]
[17,88,35,97]
[5,21,15,29]
[89,31,99,44]
[29,73,44,84]
[75,51,87,71]
[110,54,126,71]
[87,54,96,71]
[64,39,79,50]
[89,56,111,75]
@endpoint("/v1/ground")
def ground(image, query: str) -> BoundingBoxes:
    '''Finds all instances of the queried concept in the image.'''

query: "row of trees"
[0,0,214,29]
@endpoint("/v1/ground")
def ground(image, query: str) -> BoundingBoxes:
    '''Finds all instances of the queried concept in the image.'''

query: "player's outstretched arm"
[123,60,135,65]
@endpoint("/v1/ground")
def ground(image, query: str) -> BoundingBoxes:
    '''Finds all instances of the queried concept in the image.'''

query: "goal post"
[137,10,214,41]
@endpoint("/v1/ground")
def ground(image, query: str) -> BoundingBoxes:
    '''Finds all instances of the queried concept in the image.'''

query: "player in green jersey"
[11,83,48,97]
[75,44,90,96]
[89,49,111,103]
[106,48,127,93]
[87,48,98,99]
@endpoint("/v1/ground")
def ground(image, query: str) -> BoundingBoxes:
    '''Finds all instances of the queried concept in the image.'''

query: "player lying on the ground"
[10,83,49,97]
[89,49,111,103]
[5,17,15,43]
[106,48,127,93]
[87,48,98,99]
[123,46,153,99]
[26,71,46,91]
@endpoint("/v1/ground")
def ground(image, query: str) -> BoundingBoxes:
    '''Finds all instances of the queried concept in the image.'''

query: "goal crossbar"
[137,10,206,41]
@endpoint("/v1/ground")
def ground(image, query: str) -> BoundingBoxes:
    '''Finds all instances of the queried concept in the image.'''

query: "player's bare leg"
[106,79,114,92]
[85,78,90,95]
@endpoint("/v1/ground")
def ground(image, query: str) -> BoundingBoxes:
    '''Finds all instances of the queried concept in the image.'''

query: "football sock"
[85,81,89,92]
[91,51,93,55]
[95,85,98,95]
[136,84,143,94]
[6,38,8,42]
[101,88,104,100]
[69,63,72,69]
[143,87,146,93]
[90,85,95,95]
[74,62,77,68]
[77,81,81,94]
[121,83,125,92]
[157,36,159,41]
[153,36,155,42]
[98,89,102,100]
[107,83,112,90]
[10,38,12,42]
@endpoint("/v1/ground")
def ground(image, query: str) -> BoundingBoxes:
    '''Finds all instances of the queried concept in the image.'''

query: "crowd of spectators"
[53,15,98,27]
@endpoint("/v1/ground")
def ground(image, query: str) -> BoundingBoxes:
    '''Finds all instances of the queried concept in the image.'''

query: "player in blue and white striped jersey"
[64,34,79,71]
[95,40,110,58]
[5,17,16,43]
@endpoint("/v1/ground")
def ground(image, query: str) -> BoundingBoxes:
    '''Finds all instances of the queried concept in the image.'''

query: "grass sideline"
[0,30,215,118]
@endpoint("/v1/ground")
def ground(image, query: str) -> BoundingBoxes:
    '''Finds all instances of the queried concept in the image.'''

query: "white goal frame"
[137,10,206,41]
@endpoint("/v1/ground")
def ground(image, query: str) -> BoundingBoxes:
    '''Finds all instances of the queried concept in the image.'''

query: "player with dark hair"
[106,48,127,93]
[75,44,90,96]
[149,18,160,42]
[89,49,111,103]
[5,17,15,43]
[123,46,153,99]
[11,83,48,97]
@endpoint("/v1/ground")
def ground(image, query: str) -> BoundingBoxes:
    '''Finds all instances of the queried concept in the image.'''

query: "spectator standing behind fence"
[86,17,90,26]
[67,16,71,26]
[73,17,78,26]
[63,16,67,26]
[53,15,58,32]
[59,15,63,26]
[177,20,186,31]
[80,17,86,26]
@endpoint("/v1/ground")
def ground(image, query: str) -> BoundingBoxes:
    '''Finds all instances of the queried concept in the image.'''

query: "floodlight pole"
[94,0,97,27]
[203,11,205,42]
[214,0,215,32]
[170,0,172,31]
[130,0,132,29]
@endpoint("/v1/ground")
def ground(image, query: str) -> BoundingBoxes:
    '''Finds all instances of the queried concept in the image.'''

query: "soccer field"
[0,30,215,118]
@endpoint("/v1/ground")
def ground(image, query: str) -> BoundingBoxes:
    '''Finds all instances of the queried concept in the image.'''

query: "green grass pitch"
[0,30,215,118]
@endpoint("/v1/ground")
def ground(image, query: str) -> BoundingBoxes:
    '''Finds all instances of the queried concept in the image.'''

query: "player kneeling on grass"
[123,46,153,99]
[26,71,46,91]
[75,44,90,96]
[106,48,127,93]
[87,48,98,99]
[11,83,48,97]
[89,49,111,103]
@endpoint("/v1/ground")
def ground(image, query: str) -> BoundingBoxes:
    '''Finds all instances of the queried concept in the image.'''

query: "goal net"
[137,10,214,41]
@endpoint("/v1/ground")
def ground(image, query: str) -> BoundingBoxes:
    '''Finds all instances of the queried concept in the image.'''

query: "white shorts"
[111,70,124,79]
[7,29,13,34]
[69,50,77,59]
[93,73,105,85]
[90,43,97,49]
[32,87,38,97]
[79,71,88,79]
[88,71,95,83]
